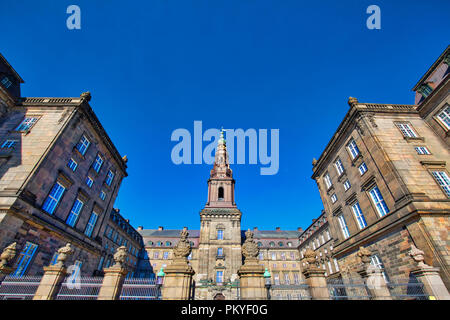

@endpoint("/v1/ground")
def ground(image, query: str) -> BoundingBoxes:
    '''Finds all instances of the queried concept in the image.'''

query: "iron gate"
[0,275,42,300]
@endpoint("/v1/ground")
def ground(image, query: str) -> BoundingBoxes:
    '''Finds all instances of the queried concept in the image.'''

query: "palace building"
[311,45,450,289]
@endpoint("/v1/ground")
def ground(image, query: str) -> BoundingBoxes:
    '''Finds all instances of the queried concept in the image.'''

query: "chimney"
[158,226,164,231]
[276,227,280,231]
[253,227,258,231]
[297,227,303,232]
[137,226,143,231]
[125,219,129,223]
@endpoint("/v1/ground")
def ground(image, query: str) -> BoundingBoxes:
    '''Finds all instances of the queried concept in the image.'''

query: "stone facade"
[311,46,450,289]
[0,53,136,277]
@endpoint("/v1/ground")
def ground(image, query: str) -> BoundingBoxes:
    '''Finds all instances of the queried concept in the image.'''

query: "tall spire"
[205,128,236,208]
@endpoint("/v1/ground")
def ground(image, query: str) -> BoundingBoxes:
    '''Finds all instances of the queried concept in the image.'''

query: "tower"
[196,129,242,300]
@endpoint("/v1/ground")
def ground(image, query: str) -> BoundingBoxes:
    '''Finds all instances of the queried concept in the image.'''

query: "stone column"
[356,246,392,300]
[409,244,450,300]
[302,249,330,300]
[238,230,266,300]
[162,228,195,300]
[33,243,74,300]
[98,246,129,300]
[0,242,17,283]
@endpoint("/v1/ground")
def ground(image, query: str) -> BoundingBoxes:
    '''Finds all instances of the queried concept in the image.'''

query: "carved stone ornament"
[242,229,259,262]
[0,242,17,268]
[80,91,91,102]
[348,97,358,107]
[55,243,74,267]
[113,246,128,267]
[173,228,191,259]
[409,244,428,268]
[312,158,317,166]
[357,246,372,265]
[303,248,317,266]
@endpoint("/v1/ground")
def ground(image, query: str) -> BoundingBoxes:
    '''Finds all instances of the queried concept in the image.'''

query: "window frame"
[395,122,418,138]
[435,105,450,130]
[431,170,450,198]
[15,117,39,133]
[337,214,350,239]
[368,186,390,217]
[13,242,38,277]
[351,201,368,229]
[42,181,66,214]
[347,139,360,160]
[66,198,84,227]
[84,211,99,237]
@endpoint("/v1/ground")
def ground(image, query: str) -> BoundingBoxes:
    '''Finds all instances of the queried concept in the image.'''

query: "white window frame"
[396,123,417,138]
[76,135,90,155]
[337,214,350,239]
[334,159,345,176]
[331,193,338,203]
[344,179,351,191]
[84,211,99,237]
[66,198,84,227]
[86,176,94,188]
[92,154,104,173]
[1,139,17,149]
[347,139,360,160]
[436,105,450,130]
[67,158,78,171]
[369,186,390,217]
[13,242,38,276]
[15,117,38,132]
[100,190,106,201]
[351,201,368,229]
[106,170,115,186]
[358,162,368,175]
[324,173,332,189]
[431,171,450,198]
[415,146,431,155]
[42,181,65,214]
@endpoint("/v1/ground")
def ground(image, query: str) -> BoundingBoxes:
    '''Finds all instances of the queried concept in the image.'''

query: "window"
[290,252,295,260]
[217,247,223,256]
[324,173,332,189]
[418,84,433,98]
[1,76,12,88]
[370,255,388,282]
[76,135,90,155]
[331,193,338,203]
[337,214,350,239]
[347,139,360,159]
[105,170,115,186]
[437,105,450,129]
[334,159,345,176]
[67,158,78,171]
[70,260,83,282]
[278,242,284,247]
[269,242,275,247]
[92,154,104,173]
[326,230,331,240]
[328,260,333,274]
[66,198,84,227]
[287,242,292,247]
[431,171,450,198]
[163,252,169,260]
[157,241,162,247]
[153,252,159,259]
[51,252,59,265]
[281,252,286,260]
[217,229,224,240]
[165,241,171,247]
[396,123,417,138]
[42,182,65,214]
[99,190,106,201]
[13,242,38,276]
[358,162,368,175]
[415,146,431,155]
[84,211,99,237]
[97,256,105,270]
[15,117,38,132]
[258,252,263,260]
[274,273,280,285]
[351,202,368,229]
[343,179,351,191]
[284,273,290,285]
[271,253,276,260]
[216,271,223,284]
[369,186,390,217]
[218,187,224,200]
[333,258,340,272]
[85,176,94,188]
[257,242,262,247]
[1,139,16,149]
[293,273,300,285]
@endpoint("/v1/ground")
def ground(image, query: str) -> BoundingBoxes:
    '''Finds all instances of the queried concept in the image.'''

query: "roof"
[412,45,450,91]
[138,229,200,238]
[252,230,301,239]
[0,52,24,83]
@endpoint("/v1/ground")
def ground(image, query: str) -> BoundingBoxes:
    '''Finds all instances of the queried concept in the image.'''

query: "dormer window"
[418,83,433,98]
[1,76,12,89]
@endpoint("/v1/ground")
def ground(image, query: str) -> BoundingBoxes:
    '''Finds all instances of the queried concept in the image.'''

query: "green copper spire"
[263,268,271,278]
[157,267,165,277]
[218,127,226,145]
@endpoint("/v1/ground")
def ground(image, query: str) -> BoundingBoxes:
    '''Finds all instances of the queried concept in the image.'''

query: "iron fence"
[119,277,161,300]
[327,277,371,300]
[387,278,428,300]
[270,283,311,300]
[55,276,103,300]
[0,275,42,300]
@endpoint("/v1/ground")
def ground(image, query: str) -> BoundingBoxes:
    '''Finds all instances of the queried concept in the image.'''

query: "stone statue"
[0,242,17,268]
[409,244,428,268]
[303,248,318,267]
[122,155,128,163]
[312,158,317,166]
[113,246,128,267]
[357,246,372,266]
[55,243,74,267]
[173,227,191,260]
[242,229,259,263]
[348,96,358,107]
[80,91,91,102]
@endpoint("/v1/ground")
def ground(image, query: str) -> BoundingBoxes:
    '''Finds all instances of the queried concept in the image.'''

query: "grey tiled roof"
[138,229,200,238]
[138,229,301,239]
[252,230,301,239]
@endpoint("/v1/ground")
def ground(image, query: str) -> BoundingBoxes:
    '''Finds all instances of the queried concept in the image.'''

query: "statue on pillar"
[112,246,128,268]
[242,229,259,265]
[55,243,74,268]
[173,227,192,263]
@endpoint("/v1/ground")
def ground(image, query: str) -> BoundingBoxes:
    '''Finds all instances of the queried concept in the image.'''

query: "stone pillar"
[161,228,195,300]
[98,246,129,300]
[302,249,330,300]
[409,244,450,300]
[237,229,266,300]
[356,247,392,300]
[33,243,74,300]
[0,242,17,283]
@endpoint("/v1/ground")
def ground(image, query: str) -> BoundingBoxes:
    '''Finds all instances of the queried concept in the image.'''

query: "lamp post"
[263,268,272,300]
[156,267,165,299]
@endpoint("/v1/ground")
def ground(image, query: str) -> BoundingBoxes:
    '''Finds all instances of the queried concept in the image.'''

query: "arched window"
[217,248,223,256]
[278,242,284,247]
[218,187,224,200]
[269,242,275,247]
[165,241,171,247]
[157,241,162,247]
[257,242,262,247]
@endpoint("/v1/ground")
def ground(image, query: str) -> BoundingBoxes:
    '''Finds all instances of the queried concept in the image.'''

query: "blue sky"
[1,1,449,231]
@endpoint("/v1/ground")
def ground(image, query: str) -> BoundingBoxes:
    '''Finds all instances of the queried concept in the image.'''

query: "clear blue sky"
[1,1,449,231]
